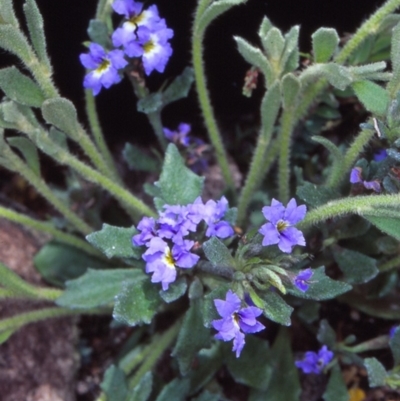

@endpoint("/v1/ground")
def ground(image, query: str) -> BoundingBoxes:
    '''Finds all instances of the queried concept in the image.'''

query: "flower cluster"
[80,0,173,95]
[350,167,381,193]
[133,197,234,290]
[212,290,265,357]
[163,123,209,174]
[295,345,334,374]
[294,268,313,292]
[259,198,306,253]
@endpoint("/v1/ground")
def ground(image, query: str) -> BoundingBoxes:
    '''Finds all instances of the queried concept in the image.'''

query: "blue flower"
[294,268,313,292]
[203,197,234,239]
[374,149,387,162]
[295,345,334,374]
[163,123,191,147]
[132,216,156,246]
[212,290,265,357]
[259,198,306,253]
[79,43,128,95]
[350,167,381,193]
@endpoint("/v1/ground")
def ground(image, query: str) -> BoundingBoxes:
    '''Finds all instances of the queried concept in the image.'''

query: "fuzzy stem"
[0,262,63,301]
[192,2,236,194]
[379,256,400,273]
[0,306,107,334]
[277,109,297,202]
[128,319,181,389]
[298,194,400,230]
[2,144,93,235]
[0,206,101,257]
[340,335,389,353]
[327,128,376,188]
[335,0,400,64]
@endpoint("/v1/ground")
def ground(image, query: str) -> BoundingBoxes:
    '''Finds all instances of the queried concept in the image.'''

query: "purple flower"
[390,326,399,338]
[350,167,381,193]
[294,268,313,292]
[203,197,234,239]
[259,198,306,253]
[132,216,156,246]
[295,345,334,374]
[163,123,191,147]
[79,43,128,95]
[374,149,387,162]
[212,290,265,357]
[142,237,198,290]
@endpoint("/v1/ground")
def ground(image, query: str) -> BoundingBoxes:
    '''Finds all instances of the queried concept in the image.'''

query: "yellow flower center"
[276,220,288,232]
[143,40,155,53]
[163,248,175,268]
[129,13,144,25]
[96,59,110,73]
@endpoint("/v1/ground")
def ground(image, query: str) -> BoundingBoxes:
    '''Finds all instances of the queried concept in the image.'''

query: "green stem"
[334,0,400,64]
[36,130,156,219]
[127,74,168,150]
[340,335,389,353]
[0,262,63,301]
[379,256,400,273]
[327,128,376,188]
[84,90,122,183]
[128,319,181,389]
[0,306,107,333]
[2,144,93,235]
[278,108,297,202]
[298,194,400,230]
[192,2,236,194]
[0,206,101,257]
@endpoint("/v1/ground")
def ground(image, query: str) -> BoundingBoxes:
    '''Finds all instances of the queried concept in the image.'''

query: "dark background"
[3,0,387,150]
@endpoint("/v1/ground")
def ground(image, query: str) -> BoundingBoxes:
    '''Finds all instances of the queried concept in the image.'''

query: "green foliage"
[56,269,143,309]
[323,365,349,401]
[263,27,285,62]
[365,216,400,240]
[87,19,111,48]
[203,237,236,268]
[0,0,19,27]
[7,136,40,176]
[154,144,204,209]
[113,277,161,326]
[253,290,293,326]
[203,285,230,328]
[281,73,300,109]
[297,182,339,208]
[122,143,159,172]
[101,365,129,401]
[0,24,33,65]
[389,327,400,366]
[159,277,187,303]
[34,241,109,286]
[225,336,272,390]
[312,28,339,63]
[352,80,389,116]
[333,248,378,284]
[86,224,141,259]
[317,319,337,349]
[364,357,387,387]
[128,372,153,401]
[0,67,44,107]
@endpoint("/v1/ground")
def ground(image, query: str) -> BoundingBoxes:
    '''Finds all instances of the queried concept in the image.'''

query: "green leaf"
[203,236,235,268]
[296,182,339,208]
[41,97,79,139]
[7,136,40,176]
[352,80,389,116]
[364,357,387,387]
[317,319,336,349]
[127,372,152,401]
[333,248,378,285]
[263,27,285,62]
[154,144,204,207]
[226,336,272,390]
[86,224,141,260]
[287,266,352,300]
[312,28,339,62]
[196,0,248,35]
[56,268,143,309]
[172,299,211,375]
[365,215,400,241]
[258,290,293,326]
[323,365,349,401]
[155,378,190,401]
[0,67,44,107]
[388,22,400,96]
[137,93,163,114]
[159,277,187,303]
[203,284,230,328]
[122,143,159,172]
[323,63,353,91]
[87,19,111,48]
[311,135,343,164]
[0,0,19,26]
[163,67,194,106]
[100,365,128,401]
[389,326,400,366]
[234,36,272,84]
[258,17,273,44]
[34,241,109,287]
[281,26,300,73]
[250,327,300,401]
[0,25,33,65]
[192,391,219,401]
[281,73,300,109]
[23,0,51,69]
[0,328,14,345]
[113,277,161,326]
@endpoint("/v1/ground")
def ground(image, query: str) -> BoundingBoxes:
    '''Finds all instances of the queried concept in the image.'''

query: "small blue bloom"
[294,268,313,292]
[163,123,191,147]
[295,345,334,374]
[350,167,381,193]
[390,326,399,338]
[259,198,306,253]
[374,149,387,162]
[132,216,156,246]
[212,290,265,357]
[203,197,234,239]
[79,43,128,95]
